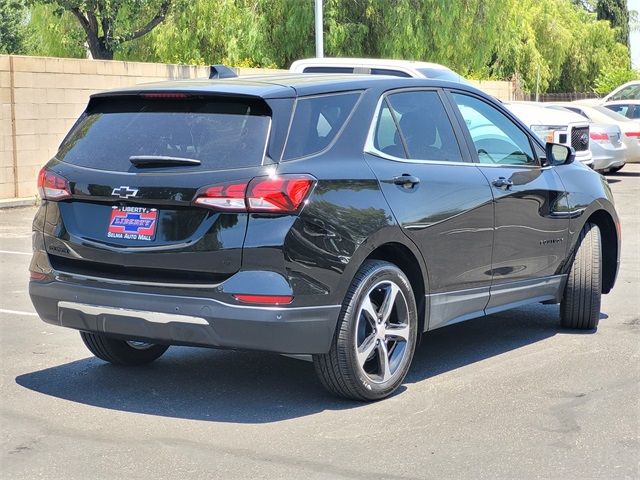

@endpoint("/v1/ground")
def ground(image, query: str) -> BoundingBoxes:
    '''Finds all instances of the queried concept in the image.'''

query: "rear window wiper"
[129,155,202,167]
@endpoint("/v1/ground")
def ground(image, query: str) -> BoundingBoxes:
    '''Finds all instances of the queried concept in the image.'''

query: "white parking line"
[0,250,31,256]
[0,308,39,317]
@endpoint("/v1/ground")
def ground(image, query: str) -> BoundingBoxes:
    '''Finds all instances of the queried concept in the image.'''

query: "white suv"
[290,57,468,83]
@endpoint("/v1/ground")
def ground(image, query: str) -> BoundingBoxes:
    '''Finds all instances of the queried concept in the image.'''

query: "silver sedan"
[545,105,626,172]
[569,103,640,166]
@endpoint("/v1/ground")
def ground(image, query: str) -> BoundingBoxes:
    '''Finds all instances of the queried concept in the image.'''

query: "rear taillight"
[194,182,247,210]
[37,168,71,200]
[193,175,316,213]
[625,131,640,138]
[590,132,609,141]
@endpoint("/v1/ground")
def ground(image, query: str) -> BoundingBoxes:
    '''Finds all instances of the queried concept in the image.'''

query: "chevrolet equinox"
[29,74,621,400]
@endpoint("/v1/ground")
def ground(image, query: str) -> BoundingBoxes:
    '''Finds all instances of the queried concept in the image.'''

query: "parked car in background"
[603,80,640,102]
[290,57,469,83]
[604,100,640,120]
[560,102,640,167]
[544,104,627,172]
[504,102,593,167]
[29,74,620,401]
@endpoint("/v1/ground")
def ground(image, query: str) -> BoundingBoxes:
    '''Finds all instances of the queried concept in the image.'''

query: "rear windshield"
[57,97,272,171]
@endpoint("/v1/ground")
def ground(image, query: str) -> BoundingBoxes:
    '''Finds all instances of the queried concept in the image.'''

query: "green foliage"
[594,65,640,93]
[596,0,630,46]
[22,0,633,94]
[0,0,28,54]
[25,3,85,58]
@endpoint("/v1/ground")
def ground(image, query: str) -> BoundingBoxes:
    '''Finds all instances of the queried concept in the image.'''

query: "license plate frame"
[107,206,158,241]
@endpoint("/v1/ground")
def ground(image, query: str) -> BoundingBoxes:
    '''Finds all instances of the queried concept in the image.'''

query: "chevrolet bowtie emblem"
[112,186,139,199]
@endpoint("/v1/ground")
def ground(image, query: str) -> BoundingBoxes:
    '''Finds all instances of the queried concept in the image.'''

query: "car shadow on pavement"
[16,303,590,423]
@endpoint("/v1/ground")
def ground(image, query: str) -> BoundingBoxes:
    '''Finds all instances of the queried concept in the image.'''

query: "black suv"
[29,74,620,400]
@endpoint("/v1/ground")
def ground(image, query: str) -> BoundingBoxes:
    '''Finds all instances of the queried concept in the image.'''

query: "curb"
[0,197,37,209]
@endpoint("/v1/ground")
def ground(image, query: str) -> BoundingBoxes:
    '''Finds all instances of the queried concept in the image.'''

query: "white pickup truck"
[504,102,593,167]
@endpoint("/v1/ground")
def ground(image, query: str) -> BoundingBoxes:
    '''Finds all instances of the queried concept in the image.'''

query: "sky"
[631,0,640,68]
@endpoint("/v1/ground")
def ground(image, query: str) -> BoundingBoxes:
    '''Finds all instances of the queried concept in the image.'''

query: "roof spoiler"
[209,64,238,79]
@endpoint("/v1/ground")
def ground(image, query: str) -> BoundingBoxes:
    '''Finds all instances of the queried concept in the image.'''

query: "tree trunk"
[86,36,113,60]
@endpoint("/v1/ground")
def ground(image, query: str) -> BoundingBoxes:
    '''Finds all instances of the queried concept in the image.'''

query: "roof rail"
[209,65,238,79]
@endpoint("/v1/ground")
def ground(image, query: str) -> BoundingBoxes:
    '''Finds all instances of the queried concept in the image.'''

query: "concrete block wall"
[0,55,515,200]
[469,80,515,101]
[0,56,16,199]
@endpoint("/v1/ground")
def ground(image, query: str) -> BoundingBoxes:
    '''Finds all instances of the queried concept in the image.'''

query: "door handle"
[393,174,421,188]
[492,177,513,189]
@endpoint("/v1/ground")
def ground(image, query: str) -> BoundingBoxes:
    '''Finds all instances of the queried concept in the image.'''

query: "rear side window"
[370,68,412,78]
[283,92,360,159]
[375,90,462,162]
[57,97,271,172]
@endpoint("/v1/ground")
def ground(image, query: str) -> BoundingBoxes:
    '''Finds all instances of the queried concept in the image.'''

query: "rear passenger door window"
[372,90,463,162]
[283,92,361,159]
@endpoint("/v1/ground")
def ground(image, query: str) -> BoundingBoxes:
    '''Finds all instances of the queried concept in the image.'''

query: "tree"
[596,0,630,47]
[34,0,172,59]
[0,0,28,54]
[26,3,86,58]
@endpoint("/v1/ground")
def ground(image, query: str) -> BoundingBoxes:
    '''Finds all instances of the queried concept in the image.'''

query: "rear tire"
[608,165,624,173]
[560,223,602,330]
[313,260,418,401]
[80,331,169,365]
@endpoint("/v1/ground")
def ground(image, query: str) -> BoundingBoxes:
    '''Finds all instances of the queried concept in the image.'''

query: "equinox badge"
[112,186,139,199]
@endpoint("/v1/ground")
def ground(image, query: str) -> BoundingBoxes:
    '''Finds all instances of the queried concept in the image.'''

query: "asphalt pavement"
[1,166,638,479]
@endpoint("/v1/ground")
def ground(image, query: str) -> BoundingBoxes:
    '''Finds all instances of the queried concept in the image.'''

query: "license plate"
[107,206,158,241]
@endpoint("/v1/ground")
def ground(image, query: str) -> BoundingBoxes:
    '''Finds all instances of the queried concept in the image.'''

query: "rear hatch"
[42,93,278,287]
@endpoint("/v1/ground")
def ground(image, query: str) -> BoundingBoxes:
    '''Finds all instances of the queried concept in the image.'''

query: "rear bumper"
[29,280,341,354]
[592,145,626,171]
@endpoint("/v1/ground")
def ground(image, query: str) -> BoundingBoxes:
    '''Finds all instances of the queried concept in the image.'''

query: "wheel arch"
[338,233,430,336]
[367,243,428,335]
[585,209,619,294]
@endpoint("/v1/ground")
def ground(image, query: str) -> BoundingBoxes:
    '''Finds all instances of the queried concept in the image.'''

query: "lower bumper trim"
[58,302,209,326]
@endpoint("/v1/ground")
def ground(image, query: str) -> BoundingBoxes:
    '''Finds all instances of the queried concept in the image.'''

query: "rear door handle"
[492,177,513,189]
[392,174,421,188]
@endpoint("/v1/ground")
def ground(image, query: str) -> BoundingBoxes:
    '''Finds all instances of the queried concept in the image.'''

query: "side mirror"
[545,143,575,166]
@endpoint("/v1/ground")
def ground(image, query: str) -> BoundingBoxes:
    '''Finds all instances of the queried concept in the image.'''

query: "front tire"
[80,331,169,365]
[560,223,602,330]
[313,260,418,401]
